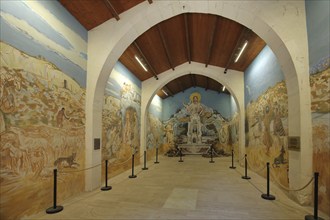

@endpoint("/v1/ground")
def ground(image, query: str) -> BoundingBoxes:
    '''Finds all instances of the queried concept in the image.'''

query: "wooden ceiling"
[60,0,266,99]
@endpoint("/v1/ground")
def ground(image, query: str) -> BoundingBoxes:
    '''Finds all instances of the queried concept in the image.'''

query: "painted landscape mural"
[244,46,289,189]
[245,81,289,186]
[0,1,87,219]
[310,57,330,215]
[102,64,141,178]
[0,42,86,219]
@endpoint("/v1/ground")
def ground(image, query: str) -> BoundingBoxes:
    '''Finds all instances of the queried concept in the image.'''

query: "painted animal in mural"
[272,145,287,168]
[54,152,79,168]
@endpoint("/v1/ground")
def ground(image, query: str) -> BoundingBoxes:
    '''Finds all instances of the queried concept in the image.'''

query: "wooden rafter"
[225,27,249,72]
[133,41,158,80]
[103,0,120,21]
[205,77,209,91]
[164,85,174,97]
[205,17,218,67]
[157,24,175,70]
[190,73,196,87]
[184,14,191,64]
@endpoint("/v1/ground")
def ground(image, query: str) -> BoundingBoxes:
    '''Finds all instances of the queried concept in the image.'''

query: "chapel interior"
[0,1,329,220]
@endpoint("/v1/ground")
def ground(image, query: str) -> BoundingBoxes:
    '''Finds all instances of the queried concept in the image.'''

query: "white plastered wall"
[86,0,312,204]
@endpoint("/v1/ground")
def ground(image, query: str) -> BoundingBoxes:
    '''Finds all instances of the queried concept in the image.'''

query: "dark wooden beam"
[184,14,191,64]
[147,0,153,4]
[104,0,120,21]
[133,41,158,80]
[205,77,209,91]
[164,85,174,97]
[157,24,175,70]
[225,27,249,72]
[190,73,196,87]
[205,17,218,67]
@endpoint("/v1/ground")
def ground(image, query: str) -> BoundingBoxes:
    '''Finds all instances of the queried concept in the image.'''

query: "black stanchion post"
[229,149,236,169]
[129,154,137,178]
[242,154,251,179]
[178,148,183,162]
[305,172,324,220]
[101,160,112,191]
[46,169,63,214]
[261,162,275,200]
[209,145,214,163]
[142,150,148,170]
[154,147,159,164]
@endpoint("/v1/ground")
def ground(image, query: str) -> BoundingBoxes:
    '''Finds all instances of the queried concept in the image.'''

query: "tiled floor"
[27,155,329,220]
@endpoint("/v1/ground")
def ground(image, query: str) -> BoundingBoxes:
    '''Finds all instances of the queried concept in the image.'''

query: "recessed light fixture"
[234,40,248,63]
[162,89,168,96]
[135,55,148,71]
[222,86,226,92]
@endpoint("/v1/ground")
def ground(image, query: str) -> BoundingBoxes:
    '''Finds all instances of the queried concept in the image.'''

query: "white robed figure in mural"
[183,92,204,144]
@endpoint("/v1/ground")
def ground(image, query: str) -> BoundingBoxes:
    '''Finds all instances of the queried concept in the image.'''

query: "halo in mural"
[189,92,201,103]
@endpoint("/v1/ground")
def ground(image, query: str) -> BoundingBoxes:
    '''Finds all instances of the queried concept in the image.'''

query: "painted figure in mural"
[183,92,204,144]
[273,104,286,147]
[56,107,70,128]
[262,103,273,155]
[164,121,174,145]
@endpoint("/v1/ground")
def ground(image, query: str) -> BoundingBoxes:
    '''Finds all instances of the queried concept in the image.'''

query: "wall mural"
[245,80,289,186]
[310,57,330,216]
[163,92,236,156]
[0,42,85,219]
[102,70,141,178]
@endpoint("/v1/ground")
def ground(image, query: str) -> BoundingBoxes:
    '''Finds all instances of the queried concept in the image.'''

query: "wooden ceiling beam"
[205,17,218,67]
[104,0,120,21]
[205,77,209,91]
[147,0,153,4]
[133,41,158,80]
[190,73,196,87]
[157,24,175,70]
[164,85,174,97]
[184,14,191,64]
[224,27,249,73]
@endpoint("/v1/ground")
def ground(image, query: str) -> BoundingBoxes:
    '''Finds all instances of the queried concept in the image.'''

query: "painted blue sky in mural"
[162,87,235,121]
[0,1,87,87]
[104,62,142,99]
[244,46,284,106]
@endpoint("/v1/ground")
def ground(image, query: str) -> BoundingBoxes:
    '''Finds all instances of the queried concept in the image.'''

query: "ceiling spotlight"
[224,68,227,74]
[222,86,226,92]
[135,55,148,72]
[234,40,248,63]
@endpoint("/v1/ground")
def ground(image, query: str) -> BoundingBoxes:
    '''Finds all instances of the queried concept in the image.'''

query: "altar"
[178,143,211,155]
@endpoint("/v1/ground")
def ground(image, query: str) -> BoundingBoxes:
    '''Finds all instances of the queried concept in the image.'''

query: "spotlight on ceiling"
[222,86,226,92]
[224,68,228,74]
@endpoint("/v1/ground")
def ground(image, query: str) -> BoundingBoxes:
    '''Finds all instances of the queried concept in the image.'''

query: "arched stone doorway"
[86,1,311,204]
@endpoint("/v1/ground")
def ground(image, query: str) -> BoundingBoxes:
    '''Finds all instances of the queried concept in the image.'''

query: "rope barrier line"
[236,154,245,163]
[57,155,136,173]
[269,170,314,192]
[110,156,133,166]
[58,162,102,173]
[246,158,267,173]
